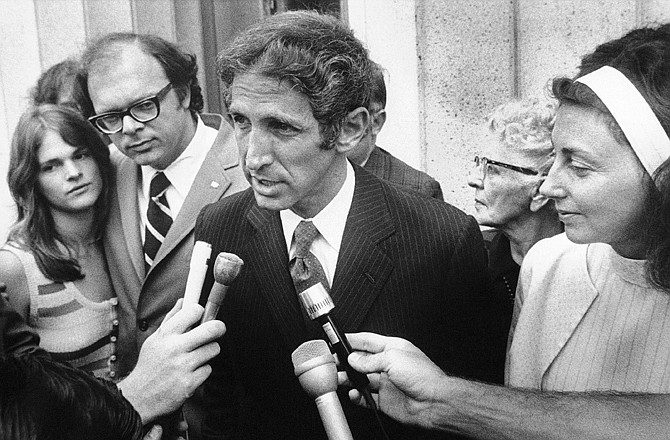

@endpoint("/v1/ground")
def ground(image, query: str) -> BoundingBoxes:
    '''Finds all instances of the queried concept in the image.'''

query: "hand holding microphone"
[299,284,391,439]
[292,340,353,440]
[201,252,244,323]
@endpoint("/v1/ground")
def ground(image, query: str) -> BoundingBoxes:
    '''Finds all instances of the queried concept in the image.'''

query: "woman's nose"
[63,160,82,180]
[539,163,565,199]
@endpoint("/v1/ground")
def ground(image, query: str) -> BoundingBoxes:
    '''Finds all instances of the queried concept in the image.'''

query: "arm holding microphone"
[118,243,238,425]
[117,299,225,424]
[343,332,670,440]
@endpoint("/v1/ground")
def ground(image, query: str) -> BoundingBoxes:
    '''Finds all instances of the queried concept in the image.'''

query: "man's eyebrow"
[99,90,158,114]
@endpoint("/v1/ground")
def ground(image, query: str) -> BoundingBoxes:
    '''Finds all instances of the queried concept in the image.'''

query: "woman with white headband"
[338,25,670,440]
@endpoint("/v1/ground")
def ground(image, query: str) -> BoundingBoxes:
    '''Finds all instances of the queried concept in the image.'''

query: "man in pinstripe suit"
[196,11,506,440]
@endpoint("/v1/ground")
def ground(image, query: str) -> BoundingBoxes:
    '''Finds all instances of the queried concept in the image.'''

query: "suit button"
[138,320,149,331]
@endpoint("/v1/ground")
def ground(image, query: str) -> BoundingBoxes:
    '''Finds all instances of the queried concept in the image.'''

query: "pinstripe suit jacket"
[364,146,444,201]
[196,165,506,440]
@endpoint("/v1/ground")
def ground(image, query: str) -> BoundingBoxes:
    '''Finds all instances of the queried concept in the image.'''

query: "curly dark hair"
[216,10,373,149]
[74,32,204,119]
[552,24,670,291]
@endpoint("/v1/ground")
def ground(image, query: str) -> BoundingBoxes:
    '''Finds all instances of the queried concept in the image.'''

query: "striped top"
[2,243,118,380]
[507,234,670,392]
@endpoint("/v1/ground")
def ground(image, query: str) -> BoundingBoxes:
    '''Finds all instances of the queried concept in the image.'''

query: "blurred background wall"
[1,0,670,240]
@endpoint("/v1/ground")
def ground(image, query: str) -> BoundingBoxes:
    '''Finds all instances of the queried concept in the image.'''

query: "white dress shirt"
[280,160,355,287]
[138,116,217,240]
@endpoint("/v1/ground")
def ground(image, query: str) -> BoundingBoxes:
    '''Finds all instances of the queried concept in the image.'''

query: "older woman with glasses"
[467,98,563,316]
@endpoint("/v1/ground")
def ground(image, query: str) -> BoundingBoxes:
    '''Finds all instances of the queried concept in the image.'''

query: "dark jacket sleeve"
[0,285,45,357]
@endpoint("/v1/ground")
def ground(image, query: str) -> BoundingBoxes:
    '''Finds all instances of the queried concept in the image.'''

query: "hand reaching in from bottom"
[340,332,449,429]
[119,299,226,423]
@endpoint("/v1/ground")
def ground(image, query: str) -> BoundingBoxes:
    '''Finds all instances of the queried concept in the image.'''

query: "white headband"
[576,65,670,178]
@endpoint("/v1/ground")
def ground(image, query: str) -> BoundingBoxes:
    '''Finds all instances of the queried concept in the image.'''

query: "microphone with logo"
[292,339,354,440]
[201,252,244,324]
[298,284,390,439]
[297,284,375,402]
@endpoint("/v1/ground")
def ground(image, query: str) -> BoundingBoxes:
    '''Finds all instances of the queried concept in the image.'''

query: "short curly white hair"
[486,98,556,169]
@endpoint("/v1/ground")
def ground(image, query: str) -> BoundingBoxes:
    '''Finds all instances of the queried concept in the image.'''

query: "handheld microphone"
[292,340,354,440]
[183,241,212,305]
[201,252,244,323]
[297,284,373,403]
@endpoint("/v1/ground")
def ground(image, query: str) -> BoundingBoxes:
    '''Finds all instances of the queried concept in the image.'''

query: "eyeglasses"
[473,155,540,176]
[88,83,173,134]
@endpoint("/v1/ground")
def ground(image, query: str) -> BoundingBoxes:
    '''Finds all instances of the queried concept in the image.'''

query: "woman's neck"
[51,209,99,254]
[503,213,563,265]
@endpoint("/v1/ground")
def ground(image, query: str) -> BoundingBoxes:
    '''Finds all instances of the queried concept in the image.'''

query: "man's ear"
[370,109,387,136]
[334,107,369,154]
[529,179,551,212]
[179,84,192,110]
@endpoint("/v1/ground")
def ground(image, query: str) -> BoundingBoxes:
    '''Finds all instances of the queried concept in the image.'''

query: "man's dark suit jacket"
[196,166,505,439]
[364,146,444,200]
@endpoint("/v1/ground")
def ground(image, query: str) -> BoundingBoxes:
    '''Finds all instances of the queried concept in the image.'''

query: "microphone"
[201,252,244,324]
[298,283,373,402]
[292,340,353,440]
[183,241,212,305]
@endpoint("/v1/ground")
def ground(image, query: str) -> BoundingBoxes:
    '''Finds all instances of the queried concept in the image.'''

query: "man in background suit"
[196,11,505,439]
[347,62,444,200]
[75,33,248,438]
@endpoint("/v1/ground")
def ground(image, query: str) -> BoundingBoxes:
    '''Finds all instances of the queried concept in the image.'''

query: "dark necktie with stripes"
[289,220,331,294]
[144,172,173,272]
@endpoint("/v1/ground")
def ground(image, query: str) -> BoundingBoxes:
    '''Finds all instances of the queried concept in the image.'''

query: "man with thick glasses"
[74,33,248,439]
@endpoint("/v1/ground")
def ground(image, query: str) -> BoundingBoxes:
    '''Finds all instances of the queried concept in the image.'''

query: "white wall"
[0,0,44,240]
[347,0,422,169]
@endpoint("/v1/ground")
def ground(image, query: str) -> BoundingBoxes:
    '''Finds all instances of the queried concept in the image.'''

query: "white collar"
[280,160,356,253]
[141,116,217,199]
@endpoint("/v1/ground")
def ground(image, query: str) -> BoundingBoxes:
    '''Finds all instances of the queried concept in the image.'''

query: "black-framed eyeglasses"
[88,82,173,134]
[474,155,540,176]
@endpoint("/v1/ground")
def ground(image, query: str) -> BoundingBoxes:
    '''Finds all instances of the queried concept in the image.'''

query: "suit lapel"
[246,205,307,349]
[507,242,599,388]
[330,167,395,331]
[116,155,145,284]
[363,146,392,181]
[151,119,238,270]
[537,259,598,383]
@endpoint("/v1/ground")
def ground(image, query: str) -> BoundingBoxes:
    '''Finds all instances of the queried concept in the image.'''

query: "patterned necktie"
[289,220,331,294]
[144,172,173,272]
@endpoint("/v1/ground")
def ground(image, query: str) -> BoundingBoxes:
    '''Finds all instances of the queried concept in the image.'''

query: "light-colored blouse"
[506,233,670,392]
[2,242,118,380]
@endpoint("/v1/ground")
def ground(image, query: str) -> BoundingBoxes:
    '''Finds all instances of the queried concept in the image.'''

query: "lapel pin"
[210,181,220,188]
